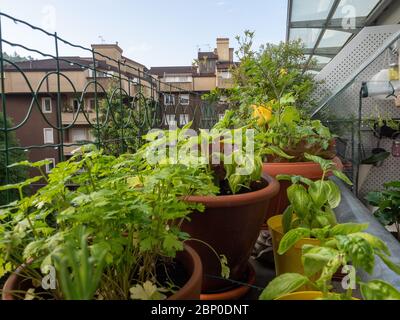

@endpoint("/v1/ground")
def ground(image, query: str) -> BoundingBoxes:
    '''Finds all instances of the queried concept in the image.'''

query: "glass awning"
[287,0,391,72]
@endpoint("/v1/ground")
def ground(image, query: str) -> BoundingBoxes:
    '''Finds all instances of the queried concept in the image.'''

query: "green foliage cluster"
[366,181,400,240]
[261,224,400,300]
[261,155,400,300]
[0,145,218,300]
[206,31,335,162]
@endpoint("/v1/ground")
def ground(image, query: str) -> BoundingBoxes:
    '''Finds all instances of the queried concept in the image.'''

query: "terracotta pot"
[169,244,203,300]
[2,244,202,301]
[183,173,280,295]
[263,157,343,218]
[200,262,256,300]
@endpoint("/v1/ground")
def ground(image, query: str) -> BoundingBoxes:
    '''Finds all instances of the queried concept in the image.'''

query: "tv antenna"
[98,36,106,44]
[196,44,212,52]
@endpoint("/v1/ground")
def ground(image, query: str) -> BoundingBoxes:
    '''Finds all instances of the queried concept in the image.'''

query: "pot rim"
[267,215,320,248]
[168,243,203,300]
[263,156,342,167]
[185,173,280,208]
[2,245,202,301]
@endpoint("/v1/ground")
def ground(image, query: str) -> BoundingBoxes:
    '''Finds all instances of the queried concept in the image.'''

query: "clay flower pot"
[2,244,203,301]
[263,157,343,219]
[183,173,280,298]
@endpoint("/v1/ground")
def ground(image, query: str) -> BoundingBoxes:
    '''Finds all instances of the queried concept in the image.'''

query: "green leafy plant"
[205,31,336,163]
[366,181,400,241]
[140,122,291,195]
[260,228,400,300]
[0,145,221,300]
[277,153,353,238]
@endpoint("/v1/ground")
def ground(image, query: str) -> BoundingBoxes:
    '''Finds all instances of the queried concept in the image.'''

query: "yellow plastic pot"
[275,291,359,300]
[267,215,320,276]
[275,291,324,300]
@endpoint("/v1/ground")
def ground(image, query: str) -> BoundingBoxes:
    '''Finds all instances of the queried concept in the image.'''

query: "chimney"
[216,38,230,62]
[91,43,123,68]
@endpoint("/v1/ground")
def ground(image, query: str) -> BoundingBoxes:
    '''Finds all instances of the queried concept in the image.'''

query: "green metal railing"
[0,12,223,203]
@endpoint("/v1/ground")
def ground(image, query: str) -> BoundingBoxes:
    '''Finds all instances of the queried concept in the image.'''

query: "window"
[45,158,55,174]
[72,99,80,113]
[88,99,96,112]
[164,114,177,127]
[179,94,190,105]
[165,76,193,83]
[88,69,111,78]
[219,71,232,79]
[42,97,52,113]
[164,94,175,106]
[43,128,54,144]
[70,128,87,142]
[180,114,189,126]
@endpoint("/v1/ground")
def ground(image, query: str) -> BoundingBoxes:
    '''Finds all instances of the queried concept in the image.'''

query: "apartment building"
[1,43,150,171]
[149,38,236,128]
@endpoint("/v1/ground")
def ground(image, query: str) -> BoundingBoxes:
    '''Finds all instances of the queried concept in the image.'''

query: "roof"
[287,0,393,72]
[198,52,218,60]
[149,66,196,76]
[121,56,147,70]
[4,57,102,71]
[4,57,147,80]
[216,61,237,70]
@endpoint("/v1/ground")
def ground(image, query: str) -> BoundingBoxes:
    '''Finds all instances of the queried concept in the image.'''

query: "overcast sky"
[0,0,287,68]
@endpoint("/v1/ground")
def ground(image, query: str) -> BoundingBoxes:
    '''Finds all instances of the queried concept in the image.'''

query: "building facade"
[149,38,236,128]
[1,43,151,173]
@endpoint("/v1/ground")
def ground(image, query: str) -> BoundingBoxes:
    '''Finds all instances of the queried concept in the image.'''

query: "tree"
[0,113,27,205]
[2,51,34,65]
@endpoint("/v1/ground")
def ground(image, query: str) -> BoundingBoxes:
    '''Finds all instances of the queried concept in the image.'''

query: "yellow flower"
[252,105,273,126]
[280,68,288,76]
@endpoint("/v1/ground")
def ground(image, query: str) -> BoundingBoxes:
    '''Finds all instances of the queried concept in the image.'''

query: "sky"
[0,0,288,68]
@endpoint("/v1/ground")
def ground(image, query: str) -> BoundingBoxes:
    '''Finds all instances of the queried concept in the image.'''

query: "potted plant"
[358,150,391,193]
[0,146,219,300]
[260,227,400,300]
[207,32,343,218]
[267,154,353,276]
[366,181,400,241]
[139,124,280,299]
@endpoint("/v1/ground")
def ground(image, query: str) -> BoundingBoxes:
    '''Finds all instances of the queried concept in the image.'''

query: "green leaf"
[280,106,301,124]
[163,233,183,257]
[360,280,400,300]
[330,223,369,236]
[365,192,384,207]
[259,273,309,300]
[278,228,311,255]
[304,153,333,172]
[302,245,340,277]
[130,281,167,301]
[336,235,375,274]
[282,205,294,234]
[349,232,390,256]
[220,255,230,279]
[309,180,329,209]
[8,159,52,169]
[325,180,341,209]
[384,181,400,189]
[376,251,400,275]
[287,184,311,219]
[264,146,294,160]
[332,170,353,186]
